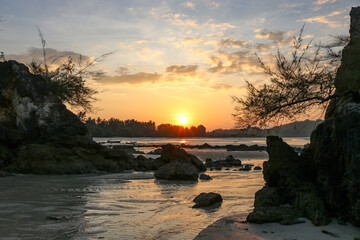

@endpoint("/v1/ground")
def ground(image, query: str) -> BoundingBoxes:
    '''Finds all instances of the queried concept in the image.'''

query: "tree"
[28,28,114,113]
[29,57,99,113]
[233,26,350,128]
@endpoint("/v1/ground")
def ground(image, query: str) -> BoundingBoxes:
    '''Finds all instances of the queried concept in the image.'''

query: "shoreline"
[194,214,360,240]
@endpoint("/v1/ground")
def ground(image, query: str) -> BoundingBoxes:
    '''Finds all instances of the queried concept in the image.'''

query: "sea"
[0,137,309,240]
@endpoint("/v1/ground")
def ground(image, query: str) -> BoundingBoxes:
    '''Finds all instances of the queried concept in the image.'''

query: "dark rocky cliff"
[248,6,360,227]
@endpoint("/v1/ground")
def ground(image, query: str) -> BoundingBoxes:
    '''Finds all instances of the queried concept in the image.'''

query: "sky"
[0,0,359,130]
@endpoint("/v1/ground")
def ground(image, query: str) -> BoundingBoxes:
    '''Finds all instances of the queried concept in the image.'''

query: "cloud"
[136,40,147,44]
[208,22,236,31]
[97,64,203,85]
[208,50,260,74]
[298,11,343,28]
[99,71,162,85]
[217,38,248,49]
[183,2,195,9]
[165,65,198,76]
[255,30,292,44]
[252,43,275,51]
[314,0,337,5]
[209,83,234,90]
[6,47,93,69]
[183,37,203,44]
[281,2,305,8]
[136,49,163,59]
[162,13,198,27]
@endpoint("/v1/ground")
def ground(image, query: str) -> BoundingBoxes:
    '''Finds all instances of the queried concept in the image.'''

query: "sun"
[178,116,188,125]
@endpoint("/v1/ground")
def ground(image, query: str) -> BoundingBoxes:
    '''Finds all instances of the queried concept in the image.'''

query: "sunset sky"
[1,0,358,130]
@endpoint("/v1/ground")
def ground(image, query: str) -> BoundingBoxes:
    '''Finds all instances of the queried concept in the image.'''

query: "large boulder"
[248,8,360,226]
[160,144,206,171]
[154,162,199,180]
[247,136,330,226]
[0,61,132,174]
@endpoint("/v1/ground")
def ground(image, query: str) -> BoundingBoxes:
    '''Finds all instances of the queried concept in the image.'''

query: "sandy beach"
[194,214,360,240]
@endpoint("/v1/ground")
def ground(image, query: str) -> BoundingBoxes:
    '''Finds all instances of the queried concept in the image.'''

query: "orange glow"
[178,116,188,125]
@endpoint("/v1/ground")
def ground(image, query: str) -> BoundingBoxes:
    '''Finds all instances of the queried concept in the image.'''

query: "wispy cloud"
[314,0,337,5]
[298,10,344,28]
[162,13,198,27]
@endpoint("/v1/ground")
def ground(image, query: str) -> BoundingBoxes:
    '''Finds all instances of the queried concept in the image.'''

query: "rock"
[199,173,212,180]
[6,142,134,174]
[160,144,206,171]
[193,192,223,208]
[46,216,69,221]
[0,61,86,143]
[264,136,300,187]
[112,145,144,154]
[147,148,162,155]
[154,162,199,180]
[0,61,132,174]
[247,205,301,225]
[225,144,266,151]
[239,164,252,171]
[133,155,155,171]
[254,166,262,170]
[205,155,242,168]
[248,136,330,226]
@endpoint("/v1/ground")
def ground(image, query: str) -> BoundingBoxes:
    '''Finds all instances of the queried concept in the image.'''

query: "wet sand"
[194,214,360,240]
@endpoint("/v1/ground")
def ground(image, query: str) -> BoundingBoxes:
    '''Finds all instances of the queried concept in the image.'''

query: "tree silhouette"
[233,27,350,128]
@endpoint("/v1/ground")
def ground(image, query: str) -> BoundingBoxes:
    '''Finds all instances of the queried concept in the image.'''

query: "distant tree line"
[85,118,206,137]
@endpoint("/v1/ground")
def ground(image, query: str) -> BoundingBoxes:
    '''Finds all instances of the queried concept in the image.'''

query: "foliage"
[29,58,99,113]
[27,28,115,113]
[85,117,206,137]
[233,27,349,128]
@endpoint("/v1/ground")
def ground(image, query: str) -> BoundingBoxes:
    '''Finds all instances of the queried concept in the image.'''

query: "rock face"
[193,192,223,208]
[247,136,330,225]
[248,7,360,227]
[0,61,133,174]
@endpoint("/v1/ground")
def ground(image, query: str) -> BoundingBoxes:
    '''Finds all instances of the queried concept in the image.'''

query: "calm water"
[0,137,308,240]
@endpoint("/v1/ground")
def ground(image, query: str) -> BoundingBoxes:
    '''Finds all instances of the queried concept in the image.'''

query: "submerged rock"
[193,192,222,208]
